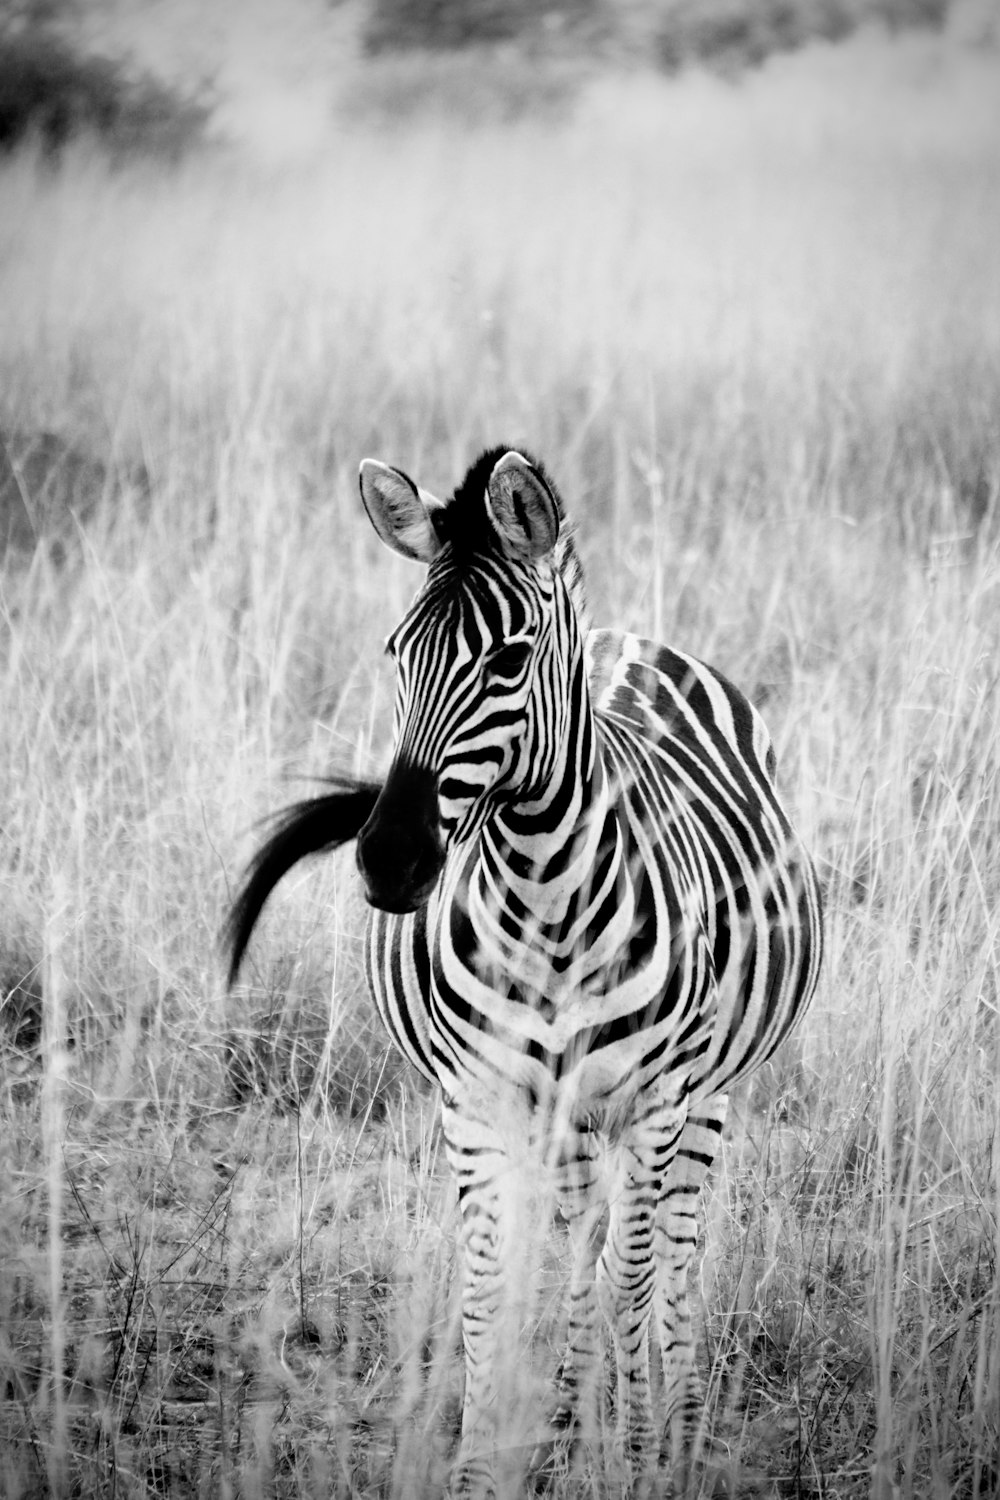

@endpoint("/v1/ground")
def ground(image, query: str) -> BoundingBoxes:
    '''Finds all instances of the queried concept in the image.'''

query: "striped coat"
[226,446,823,1498]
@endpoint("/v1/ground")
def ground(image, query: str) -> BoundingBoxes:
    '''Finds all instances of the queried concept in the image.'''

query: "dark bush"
[0,25,210,159]
[656,0,950,75]
[0,429,150,566]
[361,0,952,70]
[363,0,598,54]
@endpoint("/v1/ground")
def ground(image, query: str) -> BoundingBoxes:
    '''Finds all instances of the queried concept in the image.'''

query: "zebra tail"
[224,778,382,987]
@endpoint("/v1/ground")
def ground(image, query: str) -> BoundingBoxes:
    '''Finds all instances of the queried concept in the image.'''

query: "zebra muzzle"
[355,763,446,913]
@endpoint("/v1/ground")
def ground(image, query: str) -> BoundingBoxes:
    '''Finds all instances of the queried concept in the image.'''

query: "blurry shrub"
[363,0,598,54]
[0,430,149,565]
[363,0,953,69]
[655,0,951,74]
[0,24,210,159]
[341,45,583,123]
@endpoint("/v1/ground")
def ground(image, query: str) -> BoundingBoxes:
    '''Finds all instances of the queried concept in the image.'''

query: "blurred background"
[2,0,998,160]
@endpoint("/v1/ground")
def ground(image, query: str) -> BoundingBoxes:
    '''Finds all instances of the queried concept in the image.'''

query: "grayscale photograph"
[1,1,997,1496]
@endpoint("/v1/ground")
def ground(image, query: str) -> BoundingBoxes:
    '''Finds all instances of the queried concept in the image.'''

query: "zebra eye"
[485,639,533,680]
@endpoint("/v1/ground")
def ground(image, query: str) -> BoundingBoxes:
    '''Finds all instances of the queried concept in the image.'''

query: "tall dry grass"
[0,29,998,1498]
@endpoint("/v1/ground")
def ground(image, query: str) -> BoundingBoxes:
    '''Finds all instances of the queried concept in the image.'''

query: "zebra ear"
[486,451,560,561]
[359,460,444,564]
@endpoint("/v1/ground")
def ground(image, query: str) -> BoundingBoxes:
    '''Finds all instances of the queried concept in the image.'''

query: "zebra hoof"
[527,1438,564,1493]
[528,1420,587,1493]
[657,1429,735,1499]
[448,1475,496,1500]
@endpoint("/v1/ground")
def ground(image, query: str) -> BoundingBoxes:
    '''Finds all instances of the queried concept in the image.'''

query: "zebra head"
[355,447,583,914]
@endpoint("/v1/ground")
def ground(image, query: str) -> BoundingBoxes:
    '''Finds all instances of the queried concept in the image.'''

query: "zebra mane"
[433,445,589,626]
[551,525,589,631]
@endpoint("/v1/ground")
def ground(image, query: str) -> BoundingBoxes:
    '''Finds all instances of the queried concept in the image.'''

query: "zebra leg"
[540,1127,606,1462]
[653,1096,728,1486]
[597,1089,689,1478]
[442,1100,530,1500]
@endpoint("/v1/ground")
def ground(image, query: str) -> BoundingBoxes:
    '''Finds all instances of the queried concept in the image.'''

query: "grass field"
[1,27,998,1499]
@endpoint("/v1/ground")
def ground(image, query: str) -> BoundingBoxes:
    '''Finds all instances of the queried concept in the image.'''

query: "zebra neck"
[485,690,611,924]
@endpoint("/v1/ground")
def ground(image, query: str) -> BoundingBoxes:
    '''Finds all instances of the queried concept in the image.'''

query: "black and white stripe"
[226,446,823,1497]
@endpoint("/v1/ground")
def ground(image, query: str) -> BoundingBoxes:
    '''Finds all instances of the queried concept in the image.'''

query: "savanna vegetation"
[0,2,210,160]
[0,14,998,1499]
[361,0,954,69]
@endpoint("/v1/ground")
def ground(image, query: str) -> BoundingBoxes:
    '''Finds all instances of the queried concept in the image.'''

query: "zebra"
[225,446,823,1497]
